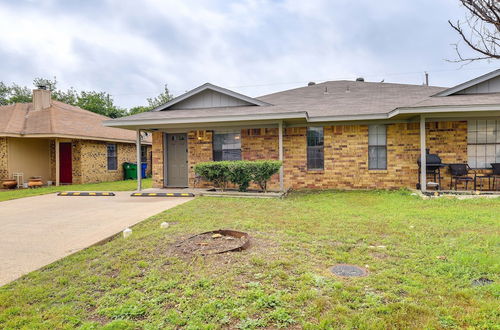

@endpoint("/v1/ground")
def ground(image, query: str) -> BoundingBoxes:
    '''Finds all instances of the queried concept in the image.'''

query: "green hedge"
[194,160,282,192]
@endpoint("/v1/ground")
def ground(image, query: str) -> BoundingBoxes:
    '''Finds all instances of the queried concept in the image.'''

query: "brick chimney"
[33,88,51,110]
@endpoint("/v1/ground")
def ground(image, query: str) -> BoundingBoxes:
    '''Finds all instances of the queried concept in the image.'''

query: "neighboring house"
[105,69,500,192]
[0,88,152,186]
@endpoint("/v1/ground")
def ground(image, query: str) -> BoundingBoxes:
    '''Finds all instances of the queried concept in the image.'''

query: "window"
[368,125,387,170]
[213,131,241,161]
[141,145,148,163]
[307,127,324,170]
[107,144,117,170]
[468,119,500,168]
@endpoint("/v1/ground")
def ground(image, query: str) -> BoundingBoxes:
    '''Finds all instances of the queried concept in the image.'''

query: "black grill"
[417,153,443,171]
[417,150,445,190]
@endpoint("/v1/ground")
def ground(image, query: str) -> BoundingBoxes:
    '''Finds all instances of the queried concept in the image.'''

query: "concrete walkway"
[0,192,193,286]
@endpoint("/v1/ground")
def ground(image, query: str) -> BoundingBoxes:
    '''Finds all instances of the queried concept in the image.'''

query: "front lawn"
[0,191,498,329]
[0,179,152,202]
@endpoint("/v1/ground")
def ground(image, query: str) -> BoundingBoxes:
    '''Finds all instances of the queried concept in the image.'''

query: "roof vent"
[308,82,316,86]
[356,77,365,82]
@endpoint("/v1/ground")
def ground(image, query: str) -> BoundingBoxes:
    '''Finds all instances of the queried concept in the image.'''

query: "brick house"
[105,69,500,192]
[0,88,151,186]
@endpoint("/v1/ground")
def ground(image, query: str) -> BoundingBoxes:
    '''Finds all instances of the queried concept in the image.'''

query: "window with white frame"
[213,131,241,161]
[307,127,324,170]
[468,119,500,168]
[368,125,387,170]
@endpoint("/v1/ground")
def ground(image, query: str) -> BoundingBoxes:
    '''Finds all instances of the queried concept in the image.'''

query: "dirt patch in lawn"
[173,230,250,255]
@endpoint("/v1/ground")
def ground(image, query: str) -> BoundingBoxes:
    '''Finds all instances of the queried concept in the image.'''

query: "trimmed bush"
[228,161,254,192]
[193,161,232,191]
[252,160,282,192]
[194,160,282,192]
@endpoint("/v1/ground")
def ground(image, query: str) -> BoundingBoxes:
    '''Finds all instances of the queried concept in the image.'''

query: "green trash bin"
[123,162,138,180]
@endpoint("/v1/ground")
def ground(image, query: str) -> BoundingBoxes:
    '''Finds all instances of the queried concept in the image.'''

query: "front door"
[166,133,188,187]
[59,142,72,184]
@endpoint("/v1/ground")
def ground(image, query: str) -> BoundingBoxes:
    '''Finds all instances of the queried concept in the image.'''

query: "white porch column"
[136,130,142,191]
[55,138,60,186]
[278,120,284,192]
[420,115,426,192]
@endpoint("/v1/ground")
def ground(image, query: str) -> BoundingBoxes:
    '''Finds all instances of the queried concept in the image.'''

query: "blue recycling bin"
[141,162,147,179]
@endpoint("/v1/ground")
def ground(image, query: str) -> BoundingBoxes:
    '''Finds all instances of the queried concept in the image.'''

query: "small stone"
[212,233,223,239]
[376,245,386,249]
[224,236,235,240]
[436,256,447,260]
[409,225,415,229]
[160,222,169,229]
[123,228,132,238]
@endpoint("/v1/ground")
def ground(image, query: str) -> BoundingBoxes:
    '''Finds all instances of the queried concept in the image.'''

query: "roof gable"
[434,69,500,96]
[153,83,271,111]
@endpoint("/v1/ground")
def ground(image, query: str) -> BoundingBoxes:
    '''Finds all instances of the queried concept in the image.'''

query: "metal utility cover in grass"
[330,264,368,277]
[58,192,115,196]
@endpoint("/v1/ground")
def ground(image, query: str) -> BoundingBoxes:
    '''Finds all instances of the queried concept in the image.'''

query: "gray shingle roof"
[105,79,500,127]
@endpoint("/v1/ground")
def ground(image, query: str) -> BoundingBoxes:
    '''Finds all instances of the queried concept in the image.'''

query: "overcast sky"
[0,0,498,108]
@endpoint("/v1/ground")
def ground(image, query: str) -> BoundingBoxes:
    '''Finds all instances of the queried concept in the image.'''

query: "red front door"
[59,142,72,184]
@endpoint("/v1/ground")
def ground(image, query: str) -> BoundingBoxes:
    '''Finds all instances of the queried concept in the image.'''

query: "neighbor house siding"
[150,121,470,191]
[0,137,8,179]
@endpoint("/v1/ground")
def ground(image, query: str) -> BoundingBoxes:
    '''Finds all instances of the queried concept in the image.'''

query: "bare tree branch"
[448,0,500,62]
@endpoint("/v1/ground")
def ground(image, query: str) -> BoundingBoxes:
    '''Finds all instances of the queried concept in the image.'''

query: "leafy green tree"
[75,91,127,118]
[146,84,173,109]
[6,83,32,104]
[128,105,151,115]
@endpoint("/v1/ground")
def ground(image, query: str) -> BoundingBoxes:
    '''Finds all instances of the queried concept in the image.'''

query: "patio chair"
[448,164,476,191]
[491,163,500,191]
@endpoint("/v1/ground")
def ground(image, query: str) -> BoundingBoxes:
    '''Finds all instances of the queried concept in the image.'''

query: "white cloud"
[0,0,497,108]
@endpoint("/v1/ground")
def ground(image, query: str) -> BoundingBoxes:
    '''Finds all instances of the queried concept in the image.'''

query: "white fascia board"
[152,83,271,111]
[390,104,500,116]
[103,112,308,128]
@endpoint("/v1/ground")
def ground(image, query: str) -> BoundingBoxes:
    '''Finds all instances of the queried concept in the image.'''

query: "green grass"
[0,179,152,202]
[1,190,499,329]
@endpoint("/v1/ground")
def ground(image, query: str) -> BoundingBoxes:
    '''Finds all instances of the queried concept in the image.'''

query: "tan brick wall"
[0,137,8,179]
[152,132,164,188]
[188,130,213,187]
[283,121,469,190]
[75,140,136,183]
[149,121,473,191]
[241,128,280,190]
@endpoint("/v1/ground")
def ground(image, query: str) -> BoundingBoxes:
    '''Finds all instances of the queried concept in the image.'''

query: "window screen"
[107,144,117,170]
[468,119,500,168]
[307,127,324,170]
[213,132,241,161]
[368,125,387,170]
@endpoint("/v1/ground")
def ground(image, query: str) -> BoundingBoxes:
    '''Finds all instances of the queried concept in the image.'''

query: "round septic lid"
[330,264,368,277]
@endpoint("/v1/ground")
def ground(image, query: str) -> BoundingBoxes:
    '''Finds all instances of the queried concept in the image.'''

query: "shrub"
[228,161,255,192]
[252,160,282,192]
[194,161,232,191]
[194,160,282,192]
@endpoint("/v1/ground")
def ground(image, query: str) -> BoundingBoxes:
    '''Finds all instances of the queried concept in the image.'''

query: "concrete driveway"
[0,192,193,286]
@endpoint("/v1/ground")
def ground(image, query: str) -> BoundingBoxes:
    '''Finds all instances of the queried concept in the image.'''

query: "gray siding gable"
[153,83,271,111]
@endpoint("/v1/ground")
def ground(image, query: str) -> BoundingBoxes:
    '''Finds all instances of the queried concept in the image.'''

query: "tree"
[75,91,127,118]
[449,0,500,62]
[146,84,173,109]
[127,84,173,115]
